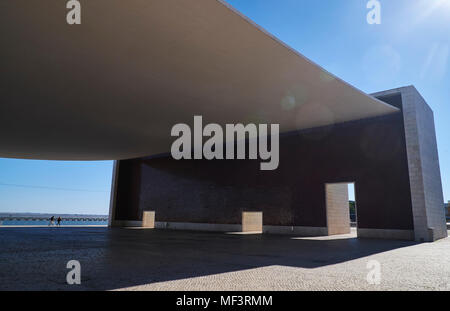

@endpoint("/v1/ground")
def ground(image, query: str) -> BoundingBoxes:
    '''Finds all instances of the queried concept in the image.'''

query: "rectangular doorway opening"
[242,211,263,233]
[348,183,357,233]
[325,183,357,236]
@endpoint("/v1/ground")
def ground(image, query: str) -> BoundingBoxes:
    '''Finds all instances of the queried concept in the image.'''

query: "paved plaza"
[0,227,449,291]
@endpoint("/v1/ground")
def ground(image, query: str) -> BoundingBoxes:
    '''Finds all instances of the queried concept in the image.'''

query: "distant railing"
[0,217,108,222]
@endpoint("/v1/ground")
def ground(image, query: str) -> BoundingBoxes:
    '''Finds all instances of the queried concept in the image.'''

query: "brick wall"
[113,95,414,233]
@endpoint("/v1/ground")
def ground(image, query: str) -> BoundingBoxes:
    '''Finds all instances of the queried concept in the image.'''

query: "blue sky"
[0,160,113,214]
[0,0,449,214]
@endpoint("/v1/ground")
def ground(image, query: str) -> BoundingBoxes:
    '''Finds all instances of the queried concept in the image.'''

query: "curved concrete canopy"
[0,0,398,160]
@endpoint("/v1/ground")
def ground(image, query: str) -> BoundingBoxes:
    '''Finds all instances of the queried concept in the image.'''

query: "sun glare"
[430,0,450,11]
[414,0,450,24]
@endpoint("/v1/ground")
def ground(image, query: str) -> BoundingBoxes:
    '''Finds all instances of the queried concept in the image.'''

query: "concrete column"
[402,87,447,241]
[373,86,447,242]
[242,212,263,232]
[142,211,155,228]
[325,183,351,235]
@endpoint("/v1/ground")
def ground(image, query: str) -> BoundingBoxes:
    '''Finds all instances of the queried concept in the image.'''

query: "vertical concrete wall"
[326,183,351,235]
[405,87,447,241]
[373,86,447,242]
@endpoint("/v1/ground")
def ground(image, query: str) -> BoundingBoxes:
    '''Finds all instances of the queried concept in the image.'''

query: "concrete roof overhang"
[0,0,398,160]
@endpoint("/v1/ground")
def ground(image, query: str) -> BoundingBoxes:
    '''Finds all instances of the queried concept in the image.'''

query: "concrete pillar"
[142,211,155,228]
[325,183,351,235]
[242,212,263,232]
[402,87,447,241]
[373,86,447,242]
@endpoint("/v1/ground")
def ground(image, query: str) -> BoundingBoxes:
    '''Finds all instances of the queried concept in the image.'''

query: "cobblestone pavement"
[0,227,449,291]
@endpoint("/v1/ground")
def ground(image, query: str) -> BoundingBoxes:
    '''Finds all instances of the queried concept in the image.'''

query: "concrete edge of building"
[357,228,414,240]
[110,219,418,241]
[111,220,143,227]
[153,222,329,236]
[263,225,328,236]
[155,222,242,232]
[113,220,331,237]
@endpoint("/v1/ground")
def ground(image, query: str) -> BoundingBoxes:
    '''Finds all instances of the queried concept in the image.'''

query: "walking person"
[48,216,55,226]
[57,216,61,226]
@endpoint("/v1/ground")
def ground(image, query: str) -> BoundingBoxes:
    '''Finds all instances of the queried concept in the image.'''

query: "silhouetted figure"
[57,217,61,226]
[48,216,55,226]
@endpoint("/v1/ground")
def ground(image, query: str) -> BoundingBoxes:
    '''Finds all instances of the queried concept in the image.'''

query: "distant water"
[0,213,108,226]
[0,219,107,226]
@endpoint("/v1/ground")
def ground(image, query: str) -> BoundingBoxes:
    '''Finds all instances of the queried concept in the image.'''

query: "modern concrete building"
[0,0,447,242]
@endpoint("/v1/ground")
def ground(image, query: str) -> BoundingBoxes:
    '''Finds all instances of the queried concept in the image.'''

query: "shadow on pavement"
[0,227,417,290]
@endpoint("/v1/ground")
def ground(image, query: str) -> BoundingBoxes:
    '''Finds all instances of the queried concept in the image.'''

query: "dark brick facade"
[114,94,414,231]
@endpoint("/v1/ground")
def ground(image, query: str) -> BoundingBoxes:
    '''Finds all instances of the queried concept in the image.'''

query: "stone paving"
[0,227,449,291]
